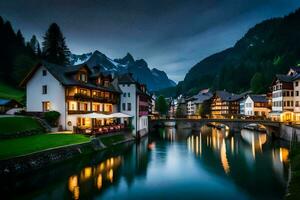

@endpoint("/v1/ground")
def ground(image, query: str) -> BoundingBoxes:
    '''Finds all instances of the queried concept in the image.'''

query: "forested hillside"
[176,8,300,96]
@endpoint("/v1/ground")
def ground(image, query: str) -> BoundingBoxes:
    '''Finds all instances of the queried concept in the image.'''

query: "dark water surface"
[1,126,290,200]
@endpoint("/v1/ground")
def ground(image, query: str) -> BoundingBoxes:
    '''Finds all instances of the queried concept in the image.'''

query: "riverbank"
[0,132,135,176]
[286,144,300,200]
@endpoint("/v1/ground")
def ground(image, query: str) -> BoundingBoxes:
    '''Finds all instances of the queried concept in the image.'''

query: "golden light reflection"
[220,139,230,174]
[252,134,256,159]
[81,167,92,180]
[67,156,122,198]
[279,148,289,163]
[68,175,79,200]
[73,186,80,200]
[97,174,102,190]
[199,134,202,156]
[107,169,114,183]
[195,136,199,155]
[231,137,234,154]
[68,175,78,192]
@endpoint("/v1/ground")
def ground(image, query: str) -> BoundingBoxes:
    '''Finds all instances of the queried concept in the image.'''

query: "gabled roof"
[20,61,121,93]
[117,73,136,84]
[0,98,11,106]
[186,90,213,104]
[289,66,300,73]
[0,98,22,106]
[248,95,268,103]
[214,90,243,102]
[275,74,294,83]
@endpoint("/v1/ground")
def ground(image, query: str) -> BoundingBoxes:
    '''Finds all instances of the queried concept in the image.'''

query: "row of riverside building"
[20,61,152,137]
[168,66,300,123]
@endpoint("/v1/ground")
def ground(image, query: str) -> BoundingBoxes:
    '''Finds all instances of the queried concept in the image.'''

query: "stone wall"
[279,124,300,142]
[0,142,96,176]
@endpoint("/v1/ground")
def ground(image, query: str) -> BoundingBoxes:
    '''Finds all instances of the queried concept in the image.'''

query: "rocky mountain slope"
[70,51,176,91]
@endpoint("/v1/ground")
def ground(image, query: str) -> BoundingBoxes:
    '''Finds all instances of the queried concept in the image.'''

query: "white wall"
[119,83,137,136]
[138,115,148,132]
[26,66,66,129]
[244,97,254,116]
[294,80,300,113]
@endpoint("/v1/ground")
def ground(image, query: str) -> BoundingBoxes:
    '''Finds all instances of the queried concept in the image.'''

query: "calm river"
[1,126,290,200]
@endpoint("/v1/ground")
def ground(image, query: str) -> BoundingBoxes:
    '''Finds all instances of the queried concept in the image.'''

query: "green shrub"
[44,111,61,127]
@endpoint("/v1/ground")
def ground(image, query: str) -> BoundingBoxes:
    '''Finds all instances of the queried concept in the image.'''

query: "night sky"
[1,0,300,82]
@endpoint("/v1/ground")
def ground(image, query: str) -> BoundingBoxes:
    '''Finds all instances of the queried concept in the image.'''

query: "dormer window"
[104,80,109,87]
[79,73,87,82]
[97,77,102,85]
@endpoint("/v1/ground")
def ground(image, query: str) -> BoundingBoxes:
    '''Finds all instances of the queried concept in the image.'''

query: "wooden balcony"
[68,110,113,115]
[66,93,119,104]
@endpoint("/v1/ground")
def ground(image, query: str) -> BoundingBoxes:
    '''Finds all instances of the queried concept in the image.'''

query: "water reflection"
[0,126,290,200]
[67,156,122,199]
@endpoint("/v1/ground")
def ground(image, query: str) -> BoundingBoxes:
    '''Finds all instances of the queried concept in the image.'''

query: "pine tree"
[37,42,42,57]
[29,35,40,55]
[16,30,25,46]
[42,23,70,65]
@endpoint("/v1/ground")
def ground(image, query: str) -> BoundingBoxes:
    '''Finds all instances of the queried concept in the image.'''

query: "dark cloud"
[1,0,300,82]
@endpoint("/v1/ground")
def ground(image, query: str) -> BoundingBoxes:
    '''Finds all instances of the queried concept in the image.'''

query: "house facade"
[118,74,151,136]
[21,61,151,135]
[185,89,212,118]
[211,91,244,118]
[270,73,295,122]
[244,95,270,117]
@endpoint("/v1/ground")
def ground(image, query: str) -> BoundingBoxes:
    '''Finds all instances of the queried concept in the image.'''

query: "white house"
[117,73,151,137]
[244,95,270,117]
[20,61,125,133]
[186,89,212,117]
[270,73,295,122]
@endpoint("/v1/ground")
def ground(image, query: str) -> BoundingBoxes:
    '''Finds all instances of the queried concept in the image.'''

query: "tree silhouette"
[42,23,70,65]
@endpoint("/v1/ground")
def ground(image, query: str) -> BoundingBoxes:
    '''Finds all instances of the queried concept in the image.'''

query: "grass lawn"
[0,134,91,160]
[287,144,300,200]
[100,134,127,146]
[0,82,25,103]
[0,116,44,136]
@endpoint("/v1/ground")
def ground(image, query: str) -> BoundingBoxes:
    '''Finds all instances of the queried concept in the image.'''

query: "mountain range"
[69,51,176,91]
[163,8,300,97]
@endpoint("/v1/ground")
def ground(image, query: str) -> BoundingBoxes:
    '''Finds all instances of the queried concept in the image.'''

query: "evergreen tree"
[37,42,42,57]
[16,30,25,46]
[155,95,168,116]
[29,35,40,55]
[42,23,70,65]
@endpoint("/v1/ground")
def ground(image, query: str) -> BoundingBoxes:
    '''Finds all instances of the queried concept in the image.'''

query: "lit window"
[79,73,87,82]
[42,101,50,112]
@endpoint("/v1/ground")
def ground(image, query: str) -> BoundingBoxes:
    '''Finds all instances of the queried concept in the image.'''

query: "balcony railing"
[68,110,112,115]
[66,93,119,104]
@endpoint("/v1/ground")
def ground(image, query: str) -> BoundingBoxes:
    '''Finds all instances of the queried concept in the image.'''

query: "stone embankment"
[0,134,135,176]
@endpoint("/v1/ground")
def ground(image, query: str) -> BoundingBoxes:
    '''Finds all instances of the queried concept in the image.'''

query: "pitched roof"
[117,73,136,84]
[20,61,121,93]
[290,66,300,73]
[248,94,268,103]
[0,98,11,106]
[215,91,243,102]
[186,91,213,104]
[275,74,294,82]
[0,98,22,106]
